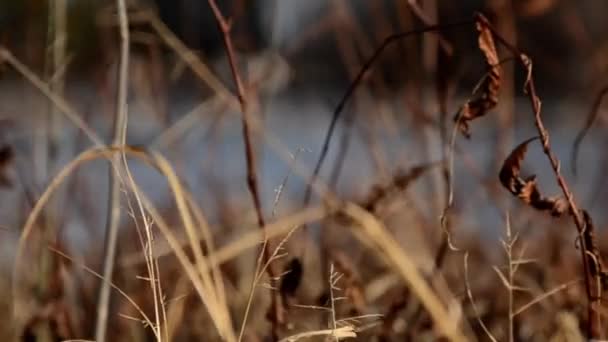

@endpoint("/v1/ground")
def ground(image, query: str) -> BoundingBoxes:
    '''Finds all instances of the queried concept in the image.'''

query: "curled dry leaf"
[499,137,568,217]
[454,14,501,138]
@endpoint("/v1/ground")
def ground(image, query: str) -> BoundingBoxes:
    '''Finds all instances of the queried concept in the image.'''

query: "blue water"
[0,79,605,263]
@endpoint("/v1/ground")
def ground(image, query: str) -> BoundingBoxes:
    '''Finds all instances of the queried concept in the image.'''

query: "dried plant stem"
[95,1,129,341]
[205,1,283,339]
[464,253,497,342]
[476,13,602,339]
[278,326,356,342]
[50,0,67,153]
[506,221,514,342]
[343,203,466,341]
[329,264,338,338]
[123,142,165,340]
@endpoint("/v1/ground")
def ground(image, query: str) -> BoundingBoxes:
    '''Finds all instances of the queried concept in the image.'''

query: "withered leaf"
[454,15,502,138]
[499,137,568,217]
[499,137,538,193]
[0,145,14,187]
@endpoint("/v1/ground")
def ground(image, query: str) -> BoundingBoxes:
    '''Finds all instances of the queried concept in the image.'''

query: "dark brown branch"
[206,1,283,340]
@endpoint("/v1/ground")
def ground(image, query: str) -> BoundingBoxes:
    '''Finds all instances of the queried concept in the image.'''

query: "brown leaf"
[454,15,502,138]
[499,137,568,217]
[499,137,537,193]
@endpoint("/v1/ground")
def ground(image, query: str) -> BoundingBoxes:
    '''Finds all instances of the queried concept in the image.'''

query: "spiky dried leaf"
[454,15,502,138]
[499,137,568,217]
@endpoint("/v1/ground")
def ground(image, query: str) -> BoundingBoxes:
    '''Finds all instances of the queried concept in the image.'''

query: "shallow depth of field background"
[1,0,608,341]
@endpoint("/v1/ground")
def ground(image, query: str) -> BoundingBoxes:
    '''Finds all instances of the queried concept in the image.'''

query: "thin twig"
[505,214,515,342]
[571,85,608,176]
[329,264,339,339]
[205,1,283,339]
[272,148,306,218]
[513,279,582,317]
[50,247,157,335]
[95,1,129,341]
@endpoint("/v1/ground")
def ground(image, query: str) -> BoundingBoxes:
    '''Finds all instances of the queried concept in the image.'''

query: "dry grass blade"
[278,326,357,342]
[499,137,568,216]
[95,1,130,340]
[513,279,581,317]
[121,206,330,270]
[49,247,157,338]
[341,203,466,341]
[464,253,497,342]
[14,146,237,341]
[454,14,501,138]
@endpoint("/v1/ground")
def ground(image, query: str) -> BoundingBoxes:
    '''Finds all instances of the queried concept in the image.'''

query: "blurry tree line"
[0,0,607,99]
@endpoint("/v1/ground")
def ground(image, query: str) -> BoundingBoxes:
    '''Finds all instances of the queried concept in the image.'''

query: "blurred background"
[1,0,608,341]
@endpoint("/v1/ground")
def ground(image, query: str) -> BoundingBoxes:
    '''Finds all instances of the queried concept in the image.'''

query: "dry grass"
[1,1,608,341]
